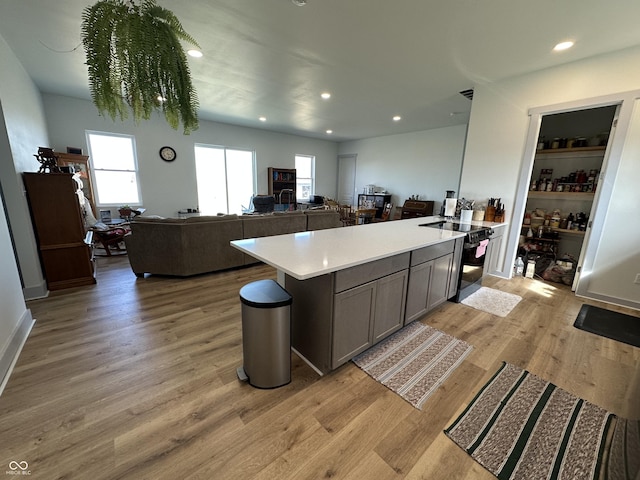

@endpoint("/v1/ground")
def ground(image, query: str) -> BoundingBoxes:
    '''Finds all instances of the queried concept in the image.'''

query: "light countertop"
[231,216,507,281]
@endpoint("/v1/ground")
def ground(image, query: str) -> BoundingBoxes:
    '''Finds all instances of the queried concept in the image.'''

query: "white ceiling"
[2,0,640,141]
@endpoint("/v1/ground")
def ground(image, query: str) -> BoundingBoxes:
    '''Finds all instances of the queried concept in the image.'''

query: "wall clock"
[159,146,176,162]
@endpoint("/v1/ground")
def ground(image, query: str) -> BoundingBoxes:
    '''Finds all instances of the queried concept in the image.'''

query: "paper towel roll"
[444,198,457,217]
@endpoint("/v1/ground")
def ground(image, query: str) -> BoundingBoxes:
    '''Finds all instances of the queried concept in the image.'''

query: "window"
[194,145,255,215]
[86,131,141,206]
[295,154,315,201]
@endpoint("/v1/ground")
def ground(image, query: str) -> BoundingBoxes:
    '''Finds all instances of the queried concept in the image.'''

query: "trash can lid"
[239,279,293,308]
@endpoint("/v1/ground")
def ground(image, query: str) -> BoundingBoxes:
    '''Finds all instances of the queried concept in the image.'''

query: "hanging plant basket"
[81,0,200,134]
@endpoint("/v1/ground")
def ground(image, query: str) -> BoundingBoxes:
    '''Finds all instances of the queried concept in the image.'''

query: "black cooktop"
[419,220,493,242]
[419,221,477,232]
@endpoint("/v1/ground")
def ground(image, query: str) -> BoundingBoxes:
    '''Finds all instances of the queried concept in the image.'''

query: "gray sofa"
[124,209,340,277]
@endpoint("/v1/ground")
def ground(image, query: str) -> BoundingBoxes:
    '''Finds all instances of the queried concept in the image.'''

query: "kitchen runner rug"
[352,321,472,410]
[574,304,640,348]
[460,287,522,317]
[445,362,617,480]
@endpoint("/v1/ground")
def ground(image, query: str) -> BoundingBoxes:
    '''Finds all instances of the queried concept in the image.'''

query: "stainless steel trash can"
[238,279,292,388]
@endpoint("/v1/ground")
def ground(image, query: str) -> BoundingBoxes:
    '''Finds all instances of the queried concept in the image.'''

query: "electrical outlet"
[635,273,640,284]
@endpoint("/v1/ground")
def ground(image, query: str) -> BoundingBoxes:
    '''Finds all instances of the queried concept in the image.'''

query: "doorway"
[518,106,617,289]
[337,154,356,206]
[507,90,640,310]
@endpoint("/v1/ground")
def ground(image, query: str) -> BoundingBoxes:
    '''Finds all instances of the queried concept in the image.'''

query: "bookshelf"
[268,167,296,208]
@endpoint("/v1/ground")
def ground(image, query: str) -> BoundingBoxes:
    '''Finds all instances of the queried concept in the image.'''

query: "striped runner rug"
[352,321,473,410]
[445,362,614,480]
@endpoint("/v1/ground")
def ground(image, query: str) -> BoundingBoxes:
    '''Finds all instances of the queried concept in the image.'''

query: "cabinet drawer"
[334,252,410,293]
[410,240,454,266]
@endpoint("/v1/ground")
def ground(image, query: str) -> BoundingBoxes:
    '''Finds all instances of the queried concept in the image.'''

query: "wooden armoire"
[23,173,96,290]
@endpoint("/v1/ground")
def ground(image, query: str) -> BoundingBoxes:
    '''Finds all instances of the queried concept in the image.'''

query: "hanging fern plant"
[81,0,200,134]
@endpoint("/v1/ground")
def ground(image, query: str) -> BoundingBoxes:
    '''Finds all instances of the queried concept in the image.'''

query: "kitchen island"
[231,216,503,374]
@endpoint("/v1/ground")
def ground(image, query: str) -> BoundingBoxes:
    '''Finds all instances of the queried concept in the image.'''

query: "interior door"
[572,105,620,290]
[337,154,356,206]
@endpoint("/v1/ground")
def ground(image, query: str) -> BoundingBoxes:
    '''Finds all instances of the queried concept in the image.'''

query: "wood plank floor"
[2,256,639,479]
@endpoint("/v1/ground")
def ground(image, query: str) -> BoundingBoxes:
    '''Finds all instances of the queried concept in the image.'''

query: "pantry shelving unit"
[521,146,606,260]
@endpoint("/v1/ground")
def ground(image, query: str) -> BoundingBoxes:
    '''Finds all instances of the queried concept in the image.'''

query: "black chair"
[252,195,275,214]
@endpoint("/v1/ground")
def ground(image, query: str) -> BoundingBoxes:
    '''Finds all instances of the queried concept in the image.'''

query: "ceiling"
[2,0,640,142]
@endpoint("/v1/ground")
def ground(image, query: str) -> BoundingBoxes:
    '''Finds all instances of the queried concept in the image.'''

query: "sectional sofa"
[124,209,341,277]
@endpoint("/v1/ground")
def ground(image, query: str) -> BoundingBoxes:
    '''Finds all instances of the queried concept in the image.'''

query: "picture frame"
[100,210,112,223]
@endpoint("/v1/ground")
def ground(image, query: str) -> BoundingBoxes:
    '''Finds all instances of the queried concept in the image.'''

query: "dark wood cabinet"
[23,173,96,291]
[399,199,434,219]
[357,193,392,218]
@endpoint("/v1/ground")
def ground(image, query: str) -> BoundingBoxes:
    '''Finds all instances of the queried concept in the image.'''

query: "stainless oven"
[420,221,493,302]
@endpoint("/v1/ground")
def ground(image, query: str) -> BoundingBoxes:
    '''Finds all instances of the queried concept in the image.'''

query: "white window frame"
[295,154,315,201]
[85,130,142,207]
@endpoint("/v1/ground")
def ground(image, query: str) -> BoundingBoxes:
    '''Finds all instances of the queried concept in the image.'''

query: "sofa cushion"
[304,209,341,230]
[133,216,185,223]
[185,214,238,222]
[242,210,307,239]
[125,214,244,276]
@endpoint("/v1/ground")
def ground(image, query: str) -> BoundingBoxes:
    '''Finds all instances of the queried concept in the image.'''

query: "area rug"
[606,417,640,480]
[352,321,472,410]
[460,287,522,317]
[574,304,640,348]
[445,362,614,480]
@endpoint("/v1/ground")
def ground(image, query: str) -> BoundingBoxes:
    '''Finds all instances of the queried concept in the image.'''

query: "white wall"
[338,125,467,212]
[586,99,640,304]
[0,34,39,388]
[0,35,49,299]
[460,45,640,309]
[42,94,339,218]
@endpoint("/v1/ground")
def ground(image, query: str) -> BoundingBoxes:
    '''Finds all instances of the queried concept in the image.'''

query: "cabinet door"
[485,234,504,276]
[447,238,463,300]
[427,253,453,311]
[332,281,376,369]
[372,270,408,342]
[405,260,433,324]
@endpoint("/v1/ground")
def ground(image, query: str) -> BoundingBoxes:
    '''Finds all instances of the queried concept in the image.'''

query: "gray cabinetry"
[332,281,376,367]
[405,260,433,324]
[332,254,410,369]
[286,240,462,374]
[447,238,464,299]
[428,253,454,310]
[485,225,505,276]
[405,239,458,324]
[372,270,408,342]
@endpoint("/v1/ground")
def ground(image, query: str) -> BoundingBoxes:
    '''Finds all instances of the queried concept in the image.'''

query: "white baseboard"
[0,310,35,396]
[22,281,48,301]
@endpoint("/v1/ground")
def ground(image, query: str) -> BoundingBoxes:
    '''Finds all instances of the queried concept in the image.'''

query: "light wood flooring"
[1,255,639,479]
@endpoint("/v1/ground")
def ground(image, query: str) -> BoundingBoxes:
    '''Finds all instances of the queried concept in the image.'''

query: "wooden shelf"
[527,191,595,201]
[552,228,585,236]
[522,224,585,236]
[535,146,606,155]
[268,167,296,205]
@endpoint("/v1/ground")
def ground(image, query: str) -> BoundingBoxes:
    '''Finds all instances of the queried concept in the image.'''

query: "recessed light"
[553,41,574,51]
[259,116,267,122]
[321,92,331,100]
[187,49,203,58]
[326,129,333,134]
[291,0,307,5]
[393,115,402,122]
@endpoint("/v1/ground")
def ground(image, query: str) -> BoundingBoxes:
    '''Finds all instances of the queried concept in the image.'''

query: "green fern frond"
[81,0,199,134]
